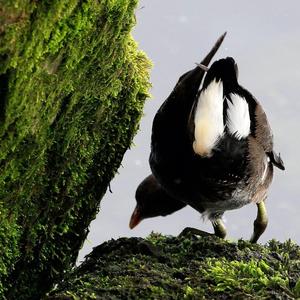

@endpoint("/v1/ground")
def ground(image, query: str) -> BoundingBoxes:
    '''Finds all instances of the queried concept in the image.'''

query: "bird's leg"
[250,201,268,243]
[212,219,227,239]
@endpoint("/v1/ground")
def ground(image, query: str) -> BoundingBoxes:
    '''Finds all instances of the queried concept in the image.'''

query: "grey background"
[79,0,300,262]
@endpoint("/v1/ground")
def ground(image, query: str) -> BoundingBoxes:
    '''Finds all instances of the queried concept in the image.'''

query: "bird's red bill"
[129,206,142,229]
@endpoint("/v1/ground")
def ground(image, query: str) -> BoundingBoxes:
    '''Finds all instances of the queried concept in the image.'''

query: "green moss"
[0,204,21,298]
[295,279,300,298]
[201,258,288,296]
[47,234,300,299]
[0,0,151,298]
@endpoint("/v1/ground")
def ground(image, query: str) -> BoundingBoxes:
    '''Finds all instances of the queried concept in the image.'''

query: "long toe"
[178,227,214,238]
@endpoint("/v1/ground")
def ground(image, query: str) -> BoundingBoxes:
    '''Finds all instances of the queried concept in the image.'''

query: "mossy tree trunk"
[0,0,150,298]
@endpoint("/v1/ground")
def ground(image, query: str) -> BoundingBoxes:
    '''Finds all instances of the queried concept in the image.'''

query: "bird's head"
[129,175,167,229]
[129,175,186,229]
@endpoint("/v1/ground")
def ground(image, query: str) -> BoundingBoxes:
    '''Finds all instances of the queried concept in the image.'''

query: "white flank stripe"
[226,93,250,139]
[193,79,224,157]
[261,156,269,183]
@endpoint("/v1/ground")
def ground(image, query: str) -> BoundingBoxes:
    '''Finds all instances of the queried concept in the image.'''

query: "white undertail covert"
[226,93,251,139]
[193,79,224,157]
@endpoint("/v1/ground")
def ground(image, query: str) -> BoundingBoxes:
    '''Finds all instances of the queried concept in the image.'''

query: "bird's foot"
[178,227,214,238]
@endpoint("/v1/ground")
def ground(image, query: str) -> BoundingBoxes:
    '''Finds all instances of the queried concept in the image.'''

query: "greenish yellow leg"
[212,219,227,239]
[250,201,268,243]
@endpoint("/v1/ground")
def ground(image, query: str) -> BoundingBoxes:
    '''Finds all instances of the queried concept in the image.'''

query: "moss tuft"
[202,258,288,296]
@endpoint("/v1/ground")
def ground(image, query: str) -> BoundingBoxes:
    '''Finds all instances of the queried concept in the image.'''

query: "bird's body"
[150,57,280,221]
[130,34,284,242]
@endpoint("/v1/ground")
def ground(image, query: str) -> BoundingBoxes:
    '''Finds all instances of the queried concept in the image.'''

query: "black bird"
[130,34,284,243]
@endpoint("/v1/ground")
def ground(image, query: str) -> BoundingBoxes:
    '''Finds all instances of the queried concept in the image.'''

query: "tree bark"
[0,1,150,298]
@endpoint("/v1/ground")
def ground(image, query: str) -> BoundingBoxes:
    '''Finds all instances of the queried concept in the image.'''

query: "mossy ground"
[47,233,300,299]
[0,0,150,298]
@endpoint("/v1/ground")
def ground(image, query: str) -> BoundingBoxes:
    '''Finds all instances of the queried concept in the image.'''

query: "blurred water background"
[78,0,300,262]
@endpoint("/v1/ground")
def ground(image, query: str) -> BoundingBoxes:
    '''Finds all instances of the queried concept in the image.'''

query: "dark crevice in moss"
[0,71,9,123]
[49,94,72,130]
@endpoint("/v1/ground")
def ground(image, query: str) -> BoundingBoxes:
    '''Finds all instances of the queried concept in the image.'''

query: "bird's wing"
[243,89,285,170]
[252,102,274,152]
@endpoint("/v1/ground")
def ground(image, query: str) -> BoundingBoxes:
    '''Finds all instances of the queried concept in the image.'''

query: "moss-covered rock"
[0,0,150,298]
[47,234,300,299]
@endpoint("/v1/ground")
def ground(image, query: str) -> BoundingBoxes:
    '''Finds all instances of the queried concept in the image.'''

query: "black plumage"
[130,34,284,242]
